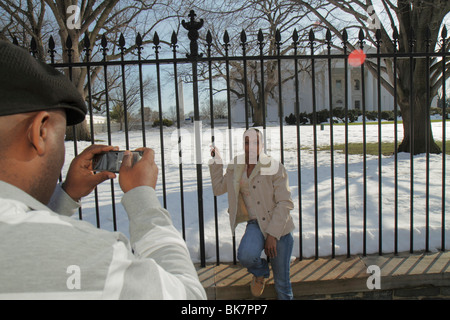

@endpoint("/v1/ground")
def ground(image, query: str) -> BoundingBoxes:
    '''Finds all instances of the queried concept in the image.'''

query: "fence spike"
[325,28,332,43]
[84,31,91,50]
[153,31,160,46]
[171,31,178,45]
[392,26,399,41]
[48,36,56,63]
[65,34,72,50]
[65,35,73,59]
[258,29,264,43]
[240,29,247,45]
[48,35,55,51]
[309,28,315,43]
[100,34,108,58]
[223,30,230,45]
[12,36,18,46]
[136,32,143,47]
[275,28,281,44]
[48,36,55,63]
[206,30,212,44]
[153,31,161,54]
[375,29,382,43]
[30,37,37,56]
[292,28,299,44]
[358,29,366,49]
[342,28,348,43]
[359,28,365,41]
[441,25,448,41]
[119,33,126,48]
[101,34,108,48]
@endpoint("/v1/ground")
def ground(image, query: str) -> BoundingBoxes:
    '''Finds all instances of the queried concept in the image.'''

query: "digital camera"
[92,151,143,173]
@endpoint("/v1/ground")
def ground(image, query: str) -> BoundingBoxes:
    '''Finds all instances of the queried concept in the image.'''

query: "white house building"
[230,48,408,124]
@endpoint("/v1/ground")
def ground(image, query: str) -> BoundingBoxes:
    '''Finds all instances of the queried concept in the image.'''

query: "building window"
[336,79,342,92]
[355,100,361,109]
[354,79,360,91]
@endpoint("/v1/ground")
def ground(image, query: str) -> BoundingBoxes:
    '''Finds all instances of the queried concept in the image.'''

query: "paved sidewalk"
[197,251,450,300]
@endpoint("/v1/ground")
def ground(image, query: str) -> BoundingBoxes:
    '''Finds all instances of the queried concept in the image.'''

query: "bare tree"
[0,0,190,140]
[186,0,325,126]
[95,66,154,129]
[291,0,450,154]
[200,99,228,119]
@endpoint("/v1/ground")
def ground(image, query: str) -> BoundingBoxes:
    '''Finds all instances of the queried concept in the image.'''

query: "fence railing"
[19,10,449,267]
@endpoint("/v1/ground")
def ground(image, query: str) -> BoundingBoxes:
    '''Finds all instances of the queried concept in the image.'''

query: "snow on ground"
[63,120,450,263]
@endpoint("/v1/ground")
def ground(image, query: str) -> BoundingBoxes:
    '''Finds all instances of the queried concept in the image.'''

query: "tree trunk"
[65,120,91,142]
[397,92,441,155]
[253,103,263,126]
[297,0,450,155]
[396,47,442,155]
[251,86,270,127]
[394,0,449,154]
[60,29,91,142]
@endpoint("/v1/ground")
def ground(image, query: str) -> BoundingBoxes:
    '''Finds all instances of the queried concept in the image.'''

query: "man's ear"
[27,111,50,156]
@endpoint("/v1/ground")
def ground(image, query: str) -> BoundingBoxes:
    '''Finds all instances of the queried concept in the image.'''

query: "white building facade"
[230,48,400,124]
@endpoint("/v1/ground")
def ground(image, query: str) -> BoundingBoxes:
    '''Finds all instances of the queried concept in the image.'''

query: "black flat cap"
[0,40,87,126]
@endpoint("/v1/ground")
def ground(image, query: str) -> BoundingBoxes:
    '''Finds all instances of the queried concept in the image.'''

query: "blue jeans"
[237,220,294,300]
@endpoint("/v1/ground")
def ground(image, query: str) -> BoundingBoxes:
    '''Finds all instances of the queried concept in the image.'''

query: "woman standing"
[208,128,295,300]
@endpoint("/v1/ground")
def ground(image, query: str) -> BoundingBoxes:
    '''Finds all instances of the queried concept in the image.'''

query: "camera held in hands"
[93,151,143,173]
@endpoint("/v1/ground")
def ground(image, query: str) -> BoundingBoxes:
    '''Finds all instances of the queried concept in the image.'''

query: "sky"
[143,0,450,118]
[1,1,448,117]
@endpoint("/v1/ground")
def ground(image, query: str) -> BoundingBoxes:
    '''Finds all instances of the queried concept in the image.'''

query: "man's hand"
[119,147,158,193]
[264,235,277,259]
[63,145,118,201]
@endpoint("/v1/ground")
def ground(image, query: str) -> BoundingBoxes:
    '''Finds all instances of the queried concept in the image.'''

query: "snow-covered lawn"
[63,120,450,262]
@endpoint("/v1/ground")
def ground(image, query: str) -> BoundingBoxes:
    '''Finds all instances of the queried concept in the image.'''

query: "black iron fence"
[18,10,449,267]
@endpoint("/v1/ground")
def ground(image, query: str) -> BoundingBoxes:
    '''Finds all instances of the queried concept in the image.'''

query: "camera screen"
[93,151,142,173]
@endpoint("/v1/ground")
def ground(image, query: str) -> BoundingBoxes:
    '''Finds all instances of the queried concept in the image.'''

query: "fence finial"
[100,34,108,60]
[30,37,37,58]
[392,27,399,42]
[171,31,178,46]
[441,25,448,41]
[136,32,143,48]
[342,28,348,44]
[240,29,247,46]
[293,28,299,45]
[83,31,91,56]
[223,30,230,47]
[48,36,56,63]
[119,33,126,50]
[275,29,282,49]
[182,10,204,59]
[325,29,332,43]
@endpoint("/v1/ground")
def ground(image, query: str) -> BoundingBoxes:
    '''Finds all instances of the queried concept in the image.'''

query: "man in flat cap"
[0,40,206,300]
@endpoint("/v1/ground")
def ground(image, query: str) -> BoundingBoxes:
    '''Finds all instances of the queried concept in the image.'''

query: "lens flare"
[348,49,366,67]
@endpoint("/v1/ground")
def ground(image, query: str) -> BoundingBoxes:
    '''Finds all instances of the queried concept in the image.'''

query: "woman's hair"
[243,127,263,142]
[243,128,264,157]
